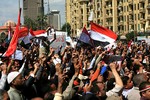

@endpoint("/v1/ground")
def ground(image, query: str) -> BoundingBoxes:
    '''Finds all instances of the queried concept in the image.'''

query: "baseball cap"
[7,71,20,84]
[0,61,3,65]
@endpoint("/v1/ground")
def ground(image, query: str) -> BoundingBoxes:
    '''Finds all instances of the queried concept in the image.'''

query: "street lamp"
[132,0,136,43]
[18,0,20,10]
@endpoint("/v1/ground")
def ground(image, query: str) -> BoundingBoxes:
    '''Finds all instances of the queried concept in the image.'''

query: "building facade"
[23,0,44,21]
[47,10,61,30]
[66,0,150,37]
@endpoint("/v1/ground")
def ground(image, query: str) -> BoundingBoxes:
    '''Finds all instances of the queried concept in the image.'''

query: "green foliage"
[24,15,48,30]
[36,15,48,29]
[125,31,134,41]
[117,34,120,41]
[24,16,37,30]
[61,23,71,36]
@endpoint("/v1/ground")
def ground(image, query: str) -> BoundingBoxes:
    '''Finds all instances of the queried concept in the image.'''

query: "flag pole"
[13,0,20,60]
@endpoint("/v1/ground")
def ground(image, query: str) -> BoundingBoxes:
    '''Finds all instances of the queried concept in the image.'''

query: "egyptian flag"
[3,8,21,57]
[29,28,46,36]
[18,27,28,38]
[18,27,30,49]
[90,22,117,47]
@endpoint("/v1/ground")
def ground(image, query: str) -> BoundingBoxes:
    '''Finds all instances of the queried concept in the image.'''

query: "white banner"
[48,31,67,50]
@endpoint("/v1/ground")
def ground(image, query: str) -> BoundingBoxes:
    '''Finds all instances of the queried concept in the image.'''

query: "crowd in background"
[0,38,150,100]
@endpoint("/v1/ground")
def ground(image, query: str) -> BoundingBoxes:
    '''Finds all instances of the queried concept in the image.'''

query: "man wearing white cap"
[7,71,25,100]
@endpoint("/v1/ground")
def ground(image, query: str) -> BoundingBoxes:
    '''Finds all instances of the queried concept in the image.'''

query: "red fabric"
[128,40,132,48]
[30,29,46,36]
[90,69,100,82]
[3,8,21,57]
[79,63,83,74]
[90,22,117,40]
[73,80,80,86]
[18,27,28,38]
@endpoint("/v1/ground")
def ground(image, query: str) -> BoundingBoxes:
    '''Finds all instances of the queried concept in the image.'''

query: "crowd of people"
[0,37,150,100]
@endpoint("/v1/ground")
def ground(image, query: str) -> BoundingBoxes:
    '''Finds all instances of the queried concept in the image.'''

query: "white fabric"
[54,93,63,100]
[143,59,146,64]
[11,50,23,60]
[106,84,123,97]
[0,72,7,89]
[104,42,117,49]
[90,31,115,43]
[122,89,132,98]
[53,58,61,65]
[78,74,88,80]
[88,10,94,21]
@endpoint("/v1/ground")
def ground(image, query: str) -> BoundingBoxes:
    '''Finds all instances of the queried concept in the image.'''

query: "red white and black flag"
[90,22,117,47]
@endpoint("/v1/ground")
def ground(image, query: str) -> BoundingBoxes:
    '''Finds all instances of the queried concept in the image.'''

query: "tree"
[61,23,71,36]
[24,15,48,30]
[125,31,134,41]
[36,15,48,30]
[24,16,37,30]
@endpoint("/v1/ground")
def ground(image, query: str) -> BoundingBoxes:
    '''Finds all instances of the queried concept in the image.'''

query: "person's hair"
[133,73,147,87]
[23,68,34,78]
[122,76,129,86]
[133,64,140,74]
[103,70,111,82]
[0,89,7,100]
[106,78,115,91]
[44,92,54,100]
[139,81,150,96]
[91,82,100,95]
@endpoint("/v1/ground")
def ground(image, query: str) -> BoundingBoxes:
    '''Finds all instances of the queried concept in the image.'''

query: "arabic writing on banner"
[48,31,67,50]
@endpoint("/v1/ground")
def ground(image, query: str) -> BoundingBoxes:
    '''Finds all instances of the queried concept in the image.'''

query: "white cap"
[7,71,20,84]
[0,61,3,65]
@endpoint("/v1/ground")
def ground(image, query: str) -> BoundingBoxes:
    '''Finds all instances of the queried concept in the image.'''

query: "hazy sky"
[0,0,65,26]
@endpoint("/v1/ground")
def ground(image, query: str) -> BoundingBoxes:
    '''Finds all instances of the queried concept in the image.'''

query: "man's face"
[96,75,105,91]
[72,56,78,64]
[142,85,150,99]
[11,65,19,71]
[14,61,20,67]
[13,74,25,88]
[144,89,150,99]
[126,79,133,89]
[0,62,7,71]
